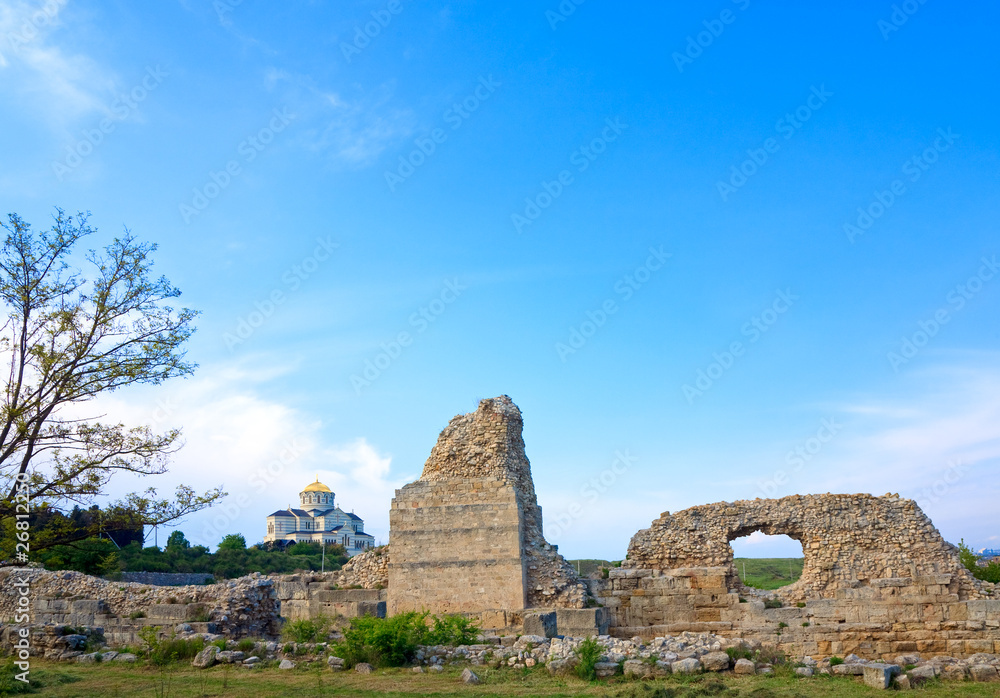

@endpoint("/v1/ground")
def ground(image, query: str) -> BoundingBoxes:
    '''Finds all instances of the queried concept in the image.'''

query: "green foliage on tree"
[31,531,350,579]
[216,533,246,551]
[0,210,224,556]
[958,539,1000,584]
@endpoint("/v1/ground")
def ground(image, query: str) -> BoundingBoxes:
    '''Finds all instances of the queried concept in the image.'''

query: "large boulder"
[701,651,730,672]
[672,658,702,674]
[192,645,219,669]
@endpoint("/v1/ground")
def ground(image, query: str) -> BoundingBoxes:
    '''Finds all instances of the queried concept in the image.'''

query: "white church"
[264,478,375,556]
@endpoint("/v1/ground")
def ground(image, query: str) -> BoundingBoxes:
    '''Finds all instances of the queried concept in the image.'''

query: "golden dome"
[302,476,331,493]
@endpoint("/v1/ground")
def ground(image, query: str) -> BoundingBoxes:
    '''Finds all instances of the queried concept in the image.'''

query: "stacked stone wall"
[388,396,587,614]
[595,493,1000,659]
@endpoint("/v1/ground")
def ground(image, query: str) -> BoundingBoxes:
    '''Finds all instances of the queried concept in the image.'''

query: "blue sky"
[2,0,998,560]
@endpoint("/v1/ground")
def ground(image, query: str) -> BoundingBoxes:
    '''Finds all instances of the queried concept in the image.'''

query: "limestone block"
[863,663,900,689]
[969,665,999,682]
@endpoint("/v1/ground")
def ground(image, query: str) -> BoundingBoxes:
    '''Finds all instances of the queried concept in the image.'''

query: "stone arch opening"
[726,522,809,596]
[729,531,804,590]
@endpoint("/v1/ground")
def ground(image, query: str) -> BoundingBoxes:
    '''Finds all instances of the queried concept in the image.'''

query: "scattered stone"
[701,651,730,672]
[758,666,774,675]
[734,658,755,675]
[594,661,619,678]
[623,659,651,678]
[833,663,866,676]
[412,666,424,673]
[970,664,999,682]
[279,659,295,670]
[243,656,260,665]
[460,668,480,684]
[895,653,920,666]
[355,662,374,674]
[863,663,900,689]
[908,664,938,681]
[795,667,814,677]
[672,658,702,674]
[192,645,219,669]
[175,623,193,634]
[113,653,136,663]
[896,674,911,690]
[429,664,443,673]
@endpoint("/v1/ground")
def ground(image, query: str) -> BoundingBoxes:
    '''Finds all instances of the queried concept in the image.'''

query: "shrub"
[332,613,427,668]
[237,639,256,653]
[212,639,227,651]
[795,602,806,608]
[763,598,783,609]
[426,614,479,646]
[958,539,1000,583]
[829,656,844,666]
[574,636,602,681]
[149,636,205,666]
[801,622,809,627]
[129,610,146,620]
[282,616,332,644]
[777,622,788,629]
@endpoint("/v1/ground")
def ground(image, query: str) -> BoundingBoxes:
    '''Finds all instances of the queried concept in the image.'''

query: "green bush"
[829,656,844,666]
[333,613,426,668]
[128,610,146,620]
[426,614,479,645]
[574,636,602,681]
[763,598,783,609]
[282,616,332,644]
[327,612,479,669]
[236,639,256,653]
[148,636,205,666]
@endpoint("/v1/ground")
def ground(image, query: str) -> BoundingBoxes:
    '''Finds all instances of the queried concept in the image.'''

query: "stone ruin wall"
[0,567,281,648]
[593,493,1000,660]
[388,396,586,615]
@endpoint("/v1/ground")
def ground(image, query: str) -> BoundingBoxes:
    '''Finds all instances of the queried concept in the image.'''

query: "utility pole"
[742,561,746,581]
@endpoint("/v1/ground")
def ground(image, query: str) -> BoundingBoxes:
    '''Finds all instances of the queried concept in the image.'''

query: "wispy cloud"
[72,358,406,549]
[0,0,117,130]
[263,68,416,166]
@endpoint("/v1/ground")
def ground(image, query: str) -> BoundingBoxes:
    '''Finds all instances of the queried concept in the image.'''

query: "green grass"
[566,559,618,577]
[733,558,804,590]
[14,660,1000,697]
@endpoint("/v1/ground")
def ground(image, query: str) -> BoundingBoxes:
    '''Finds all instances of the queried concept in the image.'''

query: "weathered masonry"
[388,396,586,615]
[591,494,1000,659]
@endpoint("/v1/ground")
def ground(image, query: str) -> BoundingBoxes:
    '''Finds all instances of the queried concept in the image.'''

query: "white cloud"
[59,358,405,550]
[0,0,116,130]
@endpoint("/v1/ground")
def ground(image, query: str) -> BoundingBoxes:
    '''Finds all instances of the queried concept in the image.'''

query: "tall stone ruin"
[388,395,586,614]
